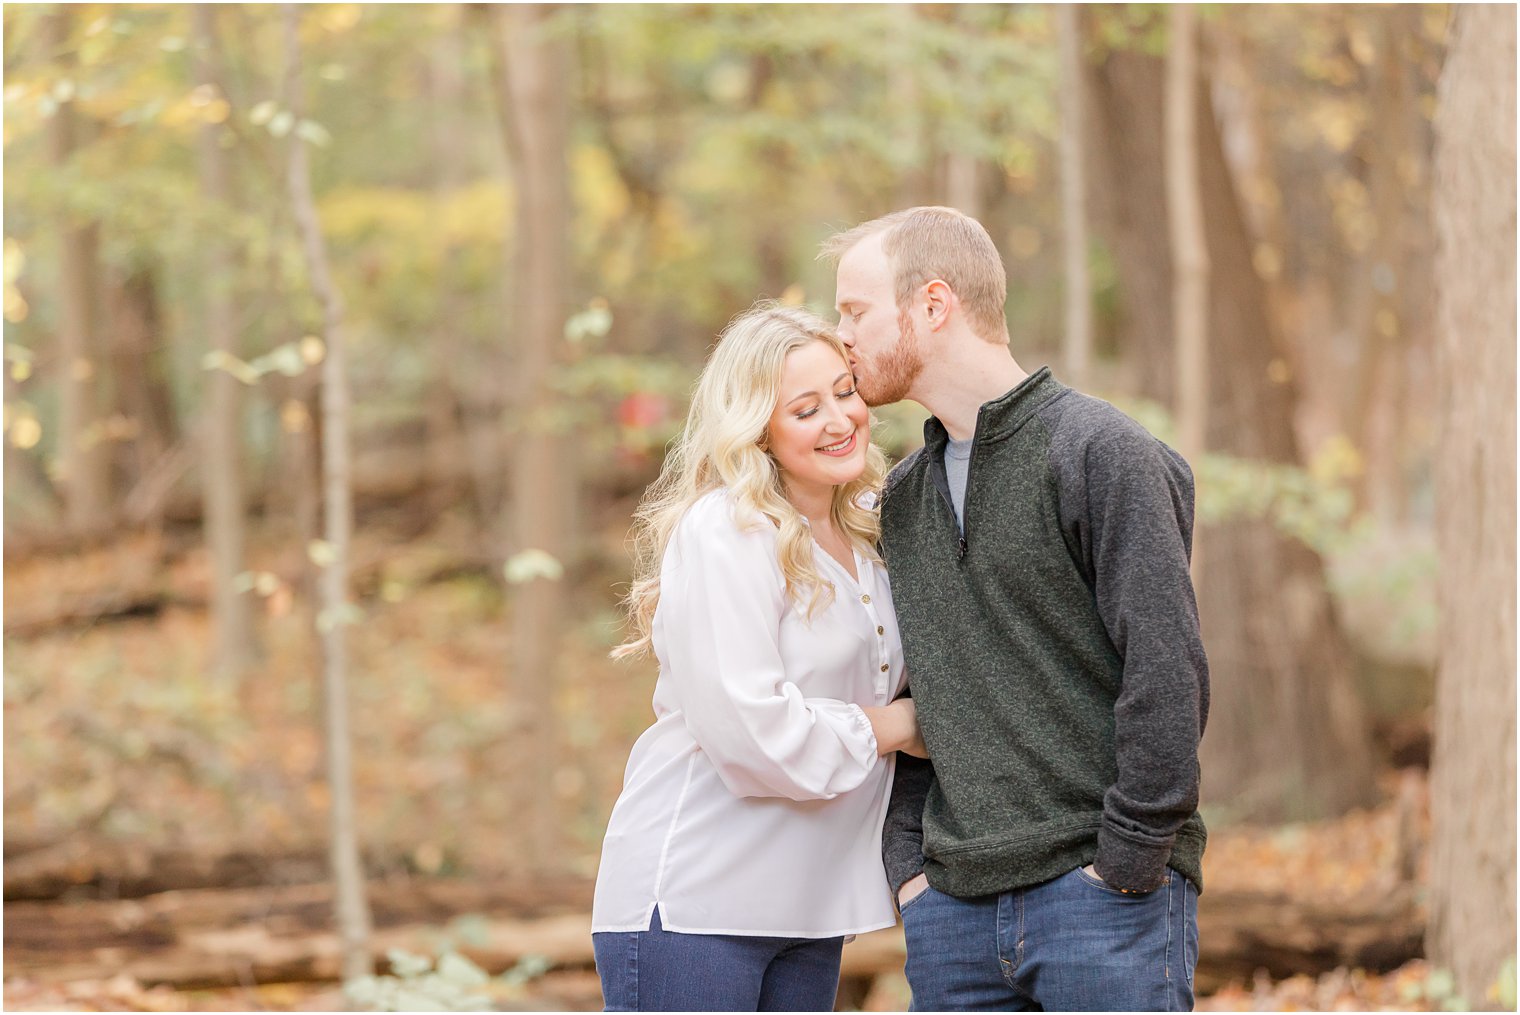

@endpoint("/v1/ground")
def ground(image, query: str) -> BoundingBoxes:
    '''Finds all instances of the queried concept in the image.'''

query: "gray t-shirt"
[944,436,974,531]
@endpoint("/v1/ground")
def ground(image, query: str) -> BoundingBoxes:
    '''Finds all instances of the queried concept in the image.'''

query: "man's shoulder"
[882,446,930,499]
[1039,389,1181,468]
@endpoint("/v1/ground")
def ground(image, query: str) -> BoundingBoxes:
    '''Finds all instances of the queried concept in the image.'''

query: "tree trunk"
[1427,5,1517,1005]
[105,265,179,551]
[1165,5,1209,473]
[1056,5,1093,390]
[281,3,372,982]
[1348,8,1419,520]
[44,9,111,538]
[891,5,929,208]
[491,3,574,870]
[1083,26,1378,820]
[193,4,258,681]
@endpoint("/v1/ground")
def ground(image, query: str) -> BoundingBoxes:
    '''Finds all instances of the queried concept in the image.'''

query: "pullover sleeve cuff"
[883,848,926,900]
[1095,825,1173,894]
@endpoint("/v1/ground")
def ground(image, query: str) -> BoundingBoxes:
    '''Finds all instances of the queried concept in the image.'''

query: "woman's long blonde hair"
[612,302,888,661]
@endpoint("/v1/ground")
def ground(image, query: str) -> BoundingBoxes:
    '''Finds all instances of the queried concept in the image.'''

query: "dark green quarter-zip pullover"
[880,367,1209,899]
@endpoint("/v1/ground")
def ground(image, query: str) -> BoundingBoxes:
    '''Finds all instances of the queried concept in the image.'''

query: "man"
[824,206,1209,1011]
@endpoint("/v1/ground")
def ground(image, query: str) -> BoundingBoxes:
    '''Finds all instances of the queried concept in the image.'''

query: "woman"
[593,303,922,1012]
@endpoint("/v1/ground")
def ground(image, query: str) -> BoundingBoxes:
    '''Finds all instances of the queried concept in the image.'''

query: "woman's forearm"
[862,698,925,757]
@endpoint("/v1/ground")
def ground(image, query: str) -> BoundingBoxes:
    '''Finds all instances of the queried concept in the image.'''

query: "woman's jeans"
[592,907,845,1012]
[900,867,1199,1012]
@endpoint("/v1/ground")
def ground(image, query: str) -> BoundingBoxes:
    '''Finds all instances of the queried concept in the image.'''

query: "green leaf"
[565,304,614,343]
[268,343,307,377]
[1427,968,1457,1000]
[307,539,338,567]
[250,100,278,126]
[200,350,261,386]
[316,602,365,634]
[385,948,432,979]
[1497,957,1517,1011]
[392,988,441,1011]
[297,119,332,147]
[499,952,552,987]
[449,914,493,948]
[436,951,490,987]
[504,549,564,584]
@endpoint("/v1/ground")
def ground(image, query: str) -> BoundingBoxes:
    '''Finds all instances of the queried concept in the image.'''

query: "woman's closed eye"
[796,388,856,420]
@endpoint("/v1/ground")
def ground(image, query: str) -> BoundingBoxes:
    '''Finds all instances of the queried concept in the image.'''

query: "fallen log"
[1,843,440,903]
[1194,883,1425,994]
[3,877,1423,996]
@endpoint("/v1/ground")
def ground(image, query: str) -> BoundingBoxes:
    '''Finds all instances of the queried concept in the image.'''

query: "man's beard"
[856,307,924,407]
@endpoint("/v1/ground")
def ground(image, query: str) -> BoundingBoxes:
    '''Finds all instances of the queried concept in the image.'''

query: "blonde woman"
[592,303,923,1012]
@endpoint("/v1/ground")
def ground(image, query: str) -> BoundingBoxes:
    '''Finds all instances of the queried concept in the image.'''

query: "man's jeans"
[900,867,1198,1012]
[593,907,845,1012]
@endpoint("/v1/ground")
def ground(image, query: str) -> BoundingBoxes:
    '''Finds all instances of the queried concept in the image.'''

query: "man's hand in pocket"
[898,872,930,910]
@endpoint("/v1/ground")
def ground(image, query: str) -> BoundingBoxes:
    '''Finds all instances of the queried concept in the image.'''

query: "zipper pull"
[958,537,968,560]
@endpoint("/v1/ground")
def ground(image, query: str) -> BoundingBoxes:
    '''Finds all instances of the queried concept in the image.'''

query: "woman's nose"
[821,404,851,432]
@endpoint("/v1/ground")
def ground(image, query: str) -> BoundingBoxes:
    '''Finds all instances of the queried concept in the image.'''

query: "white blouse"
[592,488,908,938]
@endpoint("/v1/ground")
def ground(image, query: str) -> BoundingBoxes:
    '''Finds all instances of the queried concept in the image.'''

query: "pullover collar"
[922,366,1067,453]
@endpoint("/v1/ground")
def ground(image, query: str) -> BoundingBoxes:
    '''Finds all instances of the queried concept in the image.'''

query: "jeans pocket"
[1073,865,1159,898]
[899,884,934,916]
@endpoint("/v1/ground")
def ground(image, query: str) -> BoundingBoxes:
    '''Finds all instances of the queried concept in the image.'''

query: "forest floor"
[3,515,1455,1011]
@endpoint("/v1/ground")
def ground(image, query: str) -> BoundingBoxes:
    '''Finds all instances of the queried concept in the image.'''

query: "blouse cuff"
[845,702,879,757]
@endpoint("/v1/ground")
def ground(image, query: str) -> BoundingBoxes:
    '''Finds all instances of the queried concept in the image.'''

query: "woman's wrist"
[861,702,911,756]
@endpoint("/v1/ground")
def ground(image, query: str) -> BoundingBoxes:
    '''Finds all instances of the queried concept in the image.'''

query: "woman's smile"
[816,430,857,456]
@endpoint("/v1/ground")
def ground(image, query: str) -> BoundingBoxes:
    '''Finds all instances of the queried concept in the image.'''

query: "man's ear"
[923,279,953,332]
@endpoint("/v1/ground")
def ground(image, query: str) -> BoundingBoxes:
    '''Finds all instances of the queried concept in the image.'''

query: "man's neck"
[910,340,1028,441]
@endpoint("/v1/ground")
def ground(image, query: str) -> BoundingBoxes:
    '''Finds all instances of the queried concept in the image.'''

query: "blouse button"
[876,625,885,635]
[861,594,871,604]
[880,663,889,673]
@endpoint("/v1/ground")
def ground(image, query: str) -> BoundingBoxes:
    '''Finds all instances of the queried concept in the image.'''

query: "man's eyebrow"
[785,373,852,405]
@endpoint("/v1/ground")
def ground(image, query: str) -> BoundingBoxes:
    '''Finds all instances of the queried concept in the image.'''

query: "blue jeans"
[592,908,845,1012]
[901,867,1198,1011]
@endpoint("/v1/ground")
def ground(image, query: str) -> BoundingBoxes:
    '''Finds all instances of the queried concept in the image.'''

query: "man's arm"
[1064,420,1210,894]
[883,750,935,900]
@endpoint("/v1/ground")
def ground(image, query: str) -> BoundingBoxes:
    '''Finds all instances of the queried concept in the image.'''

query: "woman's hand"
[862,697,928,759]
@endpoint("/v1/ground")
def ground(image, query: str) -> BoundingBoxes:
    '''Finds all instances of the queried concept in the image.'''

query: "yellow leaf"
[9,415,41,449]
[321,4,362,32]
[4,237,25,282]
[300,336,326,364]
[280,399,310,433]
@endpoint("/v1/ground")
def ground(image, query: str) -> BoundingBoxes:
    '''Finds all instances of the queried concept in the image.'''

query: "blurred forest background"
[3,3,1514,1011]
